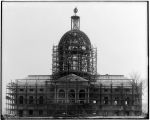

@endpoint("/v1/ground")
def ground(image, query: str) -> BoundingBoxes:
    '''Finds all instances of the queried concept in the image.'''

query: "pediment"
[56,74,88,82]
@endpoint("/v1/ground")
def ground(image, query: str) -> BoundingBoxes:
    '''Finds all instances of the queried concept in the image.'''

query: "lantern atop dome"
[71,7,80,30]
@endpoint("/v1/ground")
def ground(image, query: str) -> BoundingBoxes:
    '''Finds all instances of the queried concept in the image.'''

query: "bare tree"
[129,72,148,116]
[129,72,147,94]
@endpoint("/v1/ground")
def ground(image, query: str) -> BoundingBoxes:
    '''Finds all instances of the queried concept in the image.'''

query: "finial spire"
[74,7,78,15]
[71,7,80,30]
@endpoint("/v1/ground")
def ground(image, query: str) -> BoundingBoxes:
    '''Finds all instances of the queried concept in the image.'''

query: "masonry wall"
[6,82,142,117]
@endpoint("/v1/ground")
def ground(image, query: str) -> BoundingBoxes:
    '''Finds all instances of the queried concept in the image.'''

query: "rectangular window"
[115,88,119,92]
[29,88,34,91]
[19,96,23,104]
[126,89,130,92]
[39,110,43,116]
[104,88,108,92]
[39,96,44,104]
[29,96,34,104]
[104,97,108,105]
[114,100,117,105]
[19,110,23,117]
[29,110,33,115]
[114,97,119,105]
[20,89,24,92]
[40,88,43,92]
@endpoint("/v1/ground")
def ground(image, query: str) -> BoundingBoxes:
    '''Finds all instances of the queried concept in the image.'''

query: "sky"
[2,2,148,113]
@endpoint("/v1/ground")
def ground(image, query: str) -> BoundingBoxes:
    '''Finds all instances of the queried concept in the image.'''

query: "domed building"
[6,8,142,118]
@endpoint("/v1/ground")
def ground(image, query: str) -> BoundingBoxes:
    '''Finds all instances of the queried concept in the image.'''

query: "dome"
[54,8,96,79]
[57,29,92,77]
[58,30,91,50]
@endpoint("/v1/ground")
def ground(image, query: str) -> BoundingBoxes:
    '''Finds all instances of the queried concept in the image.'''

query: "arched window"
[29,96,33,104]
[104,97,108,105]
[58,89,65,98]
[114,97,119,105]
[19,96,23,104]
[125,97,130,105]
[68,89,75,103]
[79,90,85,99]
[39,96,44,104]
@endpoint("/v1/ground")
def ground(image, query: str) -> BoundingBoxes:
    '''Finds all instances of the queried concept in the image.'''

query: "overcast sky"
[2,2,147,113]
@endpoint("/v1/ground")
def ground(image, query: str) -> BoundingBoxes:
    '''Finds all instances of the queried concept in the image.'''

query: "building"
[6,8,142,117]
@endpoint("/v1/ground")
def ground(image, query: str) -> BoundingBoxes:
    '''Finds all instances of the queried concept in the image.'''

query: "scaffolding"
[52,44,97,80]
[6,75,142,117]
[52,45,59,75]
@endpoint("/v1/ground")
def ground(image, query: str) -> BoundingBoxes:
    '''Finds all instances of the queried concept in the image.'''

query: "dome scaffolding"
[52,8,97,80]
[52,43,97,80]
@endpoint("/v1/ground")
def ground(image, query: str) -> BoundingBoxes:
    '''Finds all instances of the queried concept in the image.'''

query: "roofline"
[28,75,51,76]
[99,74,124,76]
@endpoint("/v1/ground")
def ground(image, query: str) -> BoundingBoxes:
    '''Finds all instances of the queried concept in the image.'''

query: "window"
[79,90,86,104]
[125,111,129,116]
[104,112,108,116]
[19,96,23,104]
[82,46,86,50]
[104,88,108,92]
[125,97,130,105]
[104,97,108,105]
[19,110,23,117]
[68,89,75,103]
[115,111,119,116]
[29,88,34,92]
[114,97,119,105]
[29,110,33,115]
[125,101,127,105]
[20,89,24,92]
[39,110,43,116]
[29,96,34,104]
[114,100,117,105]
[39,96,44,104]
[72,55,77,60]
[68,46,72,50]
[72,61,77,70]
[93,100,96,104]
[79,90,85,99]
[115,88,119,92]
[136,98,139,104]
[58,89,65,98]
[126,89,130,92]
[40,88,43,92]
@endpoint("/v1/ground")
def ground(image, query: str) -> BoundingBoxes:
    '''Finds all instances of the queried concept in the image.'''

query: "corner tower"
[52,8,97,80]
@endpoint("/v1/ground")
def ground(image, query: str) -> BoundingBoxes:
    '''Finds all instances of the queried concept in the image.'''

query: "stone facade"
[6,74,142,117]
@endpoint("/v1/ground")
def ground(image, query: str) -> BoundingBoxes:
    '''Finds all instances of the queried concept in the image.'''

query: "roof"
[94,74,132,87]
[14,75,52,86]
[12,74,132,87]
[97,80,132,87]
[98,74,128,79]
[26,75,51,79]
